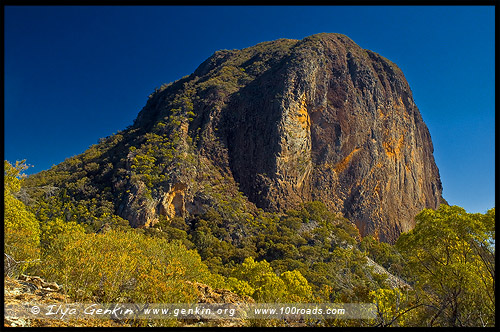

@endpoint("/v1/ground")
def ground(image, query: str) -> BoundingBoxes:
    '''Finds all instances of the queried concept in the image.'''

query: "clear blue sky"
[4,5,495,214]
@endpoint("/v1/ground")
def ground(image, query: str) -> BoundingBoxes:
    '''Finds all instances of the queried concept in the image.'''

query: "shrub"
[4,160,41,276]
[38,229,216,304]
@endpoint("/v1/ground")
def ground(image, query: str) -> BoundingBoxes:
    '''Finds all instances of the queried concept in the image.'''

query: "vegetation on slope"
[4,160,495,327]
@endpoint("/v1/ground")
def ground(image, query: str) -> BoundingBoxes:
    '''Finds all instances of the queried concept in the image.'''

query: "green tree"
[280,270,314,302]
[396,205,495,327]
[231,257,285,302]
[4,160,41,276]
[369,287,415,327]
[230,257,313,303]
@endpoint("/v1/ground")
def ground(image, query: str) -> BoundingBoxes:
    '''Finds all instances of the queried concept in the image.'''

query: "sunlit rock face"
[194,33,442,243]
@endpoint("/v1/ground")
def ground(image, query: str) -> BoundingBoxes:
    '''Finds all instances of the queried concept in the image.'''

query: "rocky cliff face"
[215,34,442,242]
[25,33,442,243]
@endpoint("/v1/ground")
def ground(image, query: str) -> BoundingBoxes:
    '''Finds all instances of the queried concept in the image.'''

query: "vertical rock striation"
[213,33,442,242]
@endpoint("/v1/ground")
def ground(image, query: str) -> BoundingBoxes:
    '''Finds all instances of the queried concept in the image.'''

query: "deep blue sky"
[4,6,495,213]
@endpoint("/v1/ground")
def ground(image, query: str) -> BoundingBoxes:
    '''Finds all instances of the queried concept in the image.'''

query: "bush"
[38,229,218,303]
[4,161,41,276]
[230,257,313,302]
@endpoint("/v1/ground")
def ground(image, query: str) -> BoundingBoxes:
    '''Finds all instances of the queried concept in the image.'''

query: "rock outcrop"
[212,34,442,242]
[134,33,442,242]
[24,33,443,243]
[365,257,411,290]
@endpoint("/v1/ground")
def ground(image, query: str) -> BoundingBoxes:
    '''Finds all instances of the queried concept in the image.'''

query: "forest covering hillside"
[4,160,495,327]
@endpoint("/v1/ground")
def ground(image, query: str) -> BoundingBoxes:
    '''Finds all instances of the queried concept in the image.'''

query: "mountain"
[23,33,443,243]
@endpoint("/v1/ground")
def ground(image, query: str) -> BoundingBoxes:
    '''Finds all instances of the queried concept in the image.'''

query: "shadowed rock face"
[28,33,441,244]
[203,33,442,243]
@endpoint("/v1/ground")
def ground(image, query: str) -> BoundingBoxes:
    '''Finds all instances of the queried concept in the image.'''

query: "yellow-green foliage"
[5,160,24,193]
[4,161,41,273]
[396,205,495,327]
[280,270,314,302]
[4,195,41,270]
[38,228,218,304]
[230,257,313,302]
[225,277,255,297]
[369,288,411,327]
[40,217,86,252]
[128,132,178,191]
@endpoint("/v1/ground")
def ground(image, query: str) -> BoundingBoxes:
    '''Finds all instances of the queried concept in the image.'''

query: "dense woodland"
[4,159,495,327]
